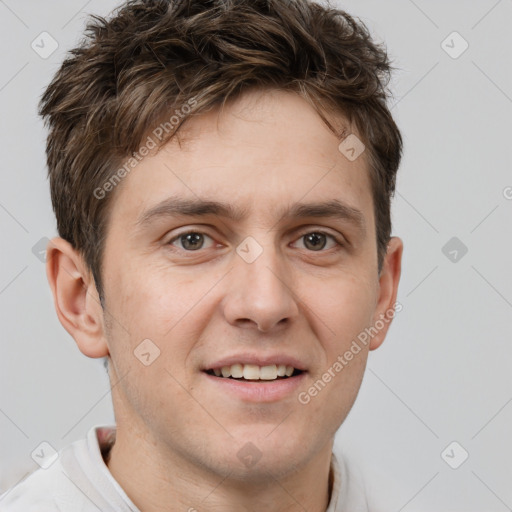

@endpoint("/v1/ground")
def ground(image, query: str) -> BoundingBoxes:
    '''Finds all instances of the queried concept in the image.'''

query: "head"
[41,0,403,483]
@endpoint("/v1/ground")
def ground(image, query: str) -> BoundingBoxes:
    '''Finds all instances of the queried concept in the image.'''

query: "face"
[97,89,398,481]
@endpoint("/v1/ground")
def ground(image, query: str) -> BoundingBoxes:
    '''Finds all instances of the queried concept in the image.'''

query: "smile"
[205,363,303,381]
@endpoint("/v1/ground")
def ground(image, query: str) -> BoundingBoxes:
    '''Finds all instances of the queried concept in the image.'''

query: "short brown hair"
[39,0,402,303]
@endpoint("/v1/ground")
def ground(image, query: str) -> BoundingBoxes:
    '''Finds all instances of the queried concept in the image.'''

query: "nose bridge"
[224,233,298,331]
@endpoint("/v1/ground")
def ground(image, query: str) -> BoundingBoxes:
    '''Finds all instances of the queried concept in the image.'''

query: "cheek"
[309,271,377,350]
[110,259,203,331]
[308,274,375,420]
[105,264,220,377]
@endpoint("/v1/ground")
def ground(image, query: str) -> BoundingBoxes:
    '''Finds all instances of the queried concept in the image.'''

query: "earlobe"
[369,236,403,351]
[46,237,109,358]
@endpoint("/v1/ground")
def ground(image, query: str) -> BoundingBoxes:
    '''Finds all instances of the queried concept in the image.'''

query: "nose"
[222,238,299,333]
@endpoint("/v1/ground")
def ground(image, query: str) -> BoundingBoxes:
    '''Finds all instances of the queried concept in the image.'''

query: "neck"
[106,422,334,512]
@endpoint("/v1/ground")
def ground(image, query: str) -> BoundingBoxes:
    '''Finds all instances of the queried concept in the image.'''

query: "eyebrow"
[136,196,366,236]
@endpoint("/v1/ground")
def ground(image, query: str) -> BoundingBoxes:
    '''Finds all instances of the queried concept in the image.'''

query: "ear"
[369,236,403,351]
[45,237,109,358]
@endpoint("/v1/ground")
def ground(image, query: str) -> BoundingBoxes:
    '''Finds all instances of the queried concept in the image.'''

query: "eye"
[165,229,343,254]
[292,230,342,252]
[168,231,215,251]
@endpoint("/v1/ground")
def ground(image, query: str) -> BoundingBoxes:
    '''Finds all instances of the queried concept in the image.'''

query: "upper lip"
[203,353,307,372]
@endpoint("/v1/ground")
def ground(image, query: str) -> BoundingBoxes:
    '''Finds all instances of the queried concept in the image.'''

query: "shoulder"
[0,425,117,512]
[0,458,79,511]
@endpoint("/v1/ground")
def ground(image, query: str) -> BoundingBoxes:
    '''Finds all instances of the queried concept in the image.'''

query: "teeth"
[211,363,297,380]
[243,364,260,380]
[260,365,277,380]
[231,363,243,378]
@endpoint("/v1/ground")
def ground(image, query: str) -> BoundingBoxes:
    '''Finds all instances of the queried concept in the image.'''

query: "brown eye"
[168,232,214,251]
[292,231,342,252]
[303,232,327,251]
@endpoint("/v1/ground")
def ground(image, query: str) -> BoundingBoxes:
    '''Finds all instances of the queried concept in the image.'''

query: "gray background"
[0,0,511,510]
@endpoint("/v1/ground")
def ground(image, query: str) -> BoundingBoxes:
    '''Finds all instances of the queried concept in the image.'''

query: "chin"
[220,428,314,481]
[222,454,306,484]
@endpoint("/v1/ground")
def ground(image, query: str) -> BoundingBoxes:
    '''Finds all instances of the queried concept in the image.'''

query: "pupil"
[304,233,326,251]
[182,233,203,250]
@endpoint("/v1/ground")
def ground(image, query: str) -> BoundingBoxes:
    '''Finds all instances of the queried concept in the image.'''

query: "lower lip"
[202,371,307,403]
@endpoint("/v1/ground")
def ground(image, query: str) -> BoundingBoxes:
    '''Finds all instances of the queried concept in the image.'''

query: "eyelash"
[166,229,344,254]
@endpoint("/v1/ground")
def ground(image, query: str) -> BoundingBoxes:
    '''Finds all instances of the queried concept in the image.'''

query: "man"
[0,0,403,510]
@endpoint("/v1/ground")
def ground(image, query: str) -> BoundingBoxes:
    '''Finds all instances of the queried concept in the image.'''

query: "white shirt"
[0,425,369,511]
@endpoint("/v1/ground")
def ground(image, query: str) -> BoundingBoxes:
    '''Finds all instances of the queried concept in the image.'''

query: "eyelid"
[294,226,345,242]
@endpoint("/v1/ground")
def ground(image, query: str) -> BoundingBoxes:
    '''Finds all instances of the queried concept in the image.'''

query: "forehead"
[107,89,374,231]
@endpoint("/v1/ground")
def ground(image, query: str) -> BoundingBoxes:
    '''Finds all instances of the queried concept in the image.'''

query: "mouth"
[201,355,308,402]
[204,363,303,382]
[203,363,307,402]
[204,363,304,382]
